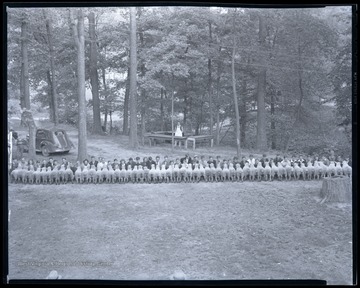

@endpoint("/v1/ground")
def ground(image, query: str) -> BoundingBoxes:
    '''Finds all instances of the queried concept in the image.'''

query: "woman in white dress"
[175,122,183,136]
[174,122,183,146]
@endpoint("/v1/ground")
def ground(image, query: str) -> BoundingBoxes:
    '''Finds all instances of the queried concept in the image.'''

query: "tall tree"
[256,12,268,151]
[70,8,87,161]
[215,52,222,146]
[101,66,108,131]
[138,7,147,146]
[19,12,36,159]
[129,7,138,148]
[231,10,241,158]
[208,18,213,135]
[21,108,36,159]
[123,66,130,135]
[20,12,30,111]
[88,11,103,134]
[43,9,59,125]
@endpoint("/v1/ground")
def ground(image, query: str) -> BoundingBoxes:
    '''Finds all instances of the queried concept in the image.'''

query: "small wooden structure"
[144,132,213,149]
[144,132,188,148]
[320,176,352,204]
[186,135,214,150]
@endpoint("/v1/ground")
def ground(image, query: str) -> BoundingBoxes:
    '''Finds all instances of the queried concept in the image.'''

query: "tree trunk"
[215,56,221,146]
[141,107,145,146]
[171,88,174,152]
[104,111,108,132]
[208,21,213,136]
[46,70,55,122]
[183,91,188,129]
[270,91,276,150]
[231,10,241,158]
[123,66,130,135]
[70,8,87,162]
[216,109,220,146]
[196,93,205,136]
[256,13,268,152]
[101,67,108,132]
[284,42,305,153]
[43,9,58,125]
[140,79,146,146]
[20,13,30,111]
[160,88,164,131]
[88,12,102,134]
[19,14,36,158]
[320,176,352,204]
[240,74,247,148]
[109,111,113,134]
[21,109,36,159]
[139,25,146,146]
[28,124,36,159]
[129,7,138,149]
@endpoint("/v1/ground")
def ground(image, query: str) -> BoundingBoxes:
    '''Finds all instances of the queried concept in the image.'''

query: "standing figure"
[175,122,183,136]
[174,122,183,147]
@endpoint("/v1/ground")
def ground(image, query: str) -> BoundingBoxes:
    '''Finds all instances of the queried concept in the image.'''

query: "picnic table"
[145,132,213,150]
[144,133,188,148]
[186,135,214,150]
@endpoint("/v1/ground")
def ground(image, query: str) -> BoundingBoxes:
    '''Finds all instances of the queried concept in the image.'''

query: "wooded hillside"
[7,6,352,157]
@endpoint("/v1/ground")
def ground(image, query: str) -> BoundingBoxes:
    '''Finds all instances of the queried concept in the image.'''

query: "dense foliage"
[7,6,352,156]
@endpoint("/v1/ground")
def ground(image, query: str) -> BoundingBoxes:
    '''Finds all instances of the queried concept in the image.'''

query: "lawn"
[8,180,352,284]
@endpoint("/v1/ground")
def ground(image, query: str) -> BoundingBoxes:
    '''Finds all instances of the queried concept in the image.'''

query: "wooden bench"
[144,133,188,148]
[186,135,214,150]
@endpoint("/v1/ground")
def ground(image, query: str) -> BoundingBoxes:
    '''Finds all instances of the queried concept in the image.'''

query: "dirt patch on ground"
[10,119,274,163]
[8,180,352,284]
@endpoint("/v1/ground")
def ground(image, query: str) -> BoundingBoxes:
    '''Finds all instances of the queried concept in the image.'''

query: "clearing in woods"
[8,181,352,284]
[7,120,353,284]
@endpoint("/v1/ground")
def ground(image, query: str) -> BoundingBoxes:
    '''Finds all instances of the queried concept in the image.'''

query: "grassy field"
[8,180,352,284]
[7,119,353,284]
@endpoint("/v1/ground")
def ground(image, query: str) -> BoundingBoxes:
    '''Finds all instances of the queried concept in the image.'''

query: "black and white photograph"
[5,3,354,285]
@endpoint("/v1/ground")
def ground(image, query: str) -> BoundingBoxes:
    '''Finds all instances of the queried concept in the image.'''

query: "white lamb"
[285,162,293,180]
[88,165,97,183]
[229,163,236,181]
[299,162,307,180]
[342,161,352,177]
[249,163,256,181]
[293,163,303,180]
[160,164,167,183]
[242,162,250,181]
[335,162,343,176]
[263,162,272,181]
[119,164,126,183]
[75,166,82,183]
[26,165,35,184]
[185,164,193,183]
[235,163,243,181]
[34,167,41,184]
[327,161,336,178]
[164,164,172,183]
[149,164,156,183]
[276,162,285,181]
[209,163,216,182]
[113,164,120,183]
[306,161,315,180]
[65,165,74,183]
[173,164,180,183]
[199,163,206,181]
[270,161,278,181]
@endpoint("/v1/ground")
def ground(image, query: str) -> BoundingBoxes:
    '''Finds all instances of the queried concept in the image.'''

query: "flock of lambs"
[10,159,352,185]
